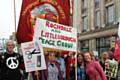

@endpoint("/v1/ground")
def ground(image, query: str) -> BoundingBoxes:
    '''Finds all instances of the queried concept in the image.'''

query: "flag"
[16,0,35,44]
[114,22,120,61]
[16,0,70,44]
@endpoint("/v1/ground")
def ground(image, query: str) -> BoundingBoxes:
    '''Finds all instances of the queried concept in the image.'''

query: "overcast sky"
[0,0,22,39]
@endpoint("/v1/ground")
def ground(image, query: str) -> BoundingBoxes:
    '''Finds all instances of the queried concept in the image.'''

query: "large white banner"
[21,41,46,72]
[34,18,77,52]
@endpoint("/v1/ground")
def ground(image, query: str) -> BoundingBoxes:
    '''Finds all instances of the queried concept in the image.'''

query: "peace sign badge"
[6,57,19,69]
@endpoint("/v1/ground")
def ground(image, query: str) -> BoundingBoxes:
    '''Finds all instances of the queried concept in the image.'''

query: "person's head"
[108,48,115,59]
[55,51,61,58]
[83,52,93,62]
[77,52,84,63]
[109,47,115,53]
[101,52,109,60]
[48,52,56,61]
[6,40,15,54]
[69,51,75,58]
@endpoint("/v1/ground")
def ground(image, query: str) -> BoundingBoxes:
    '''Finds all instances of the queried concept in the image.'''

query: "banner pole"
[13,0,16,33]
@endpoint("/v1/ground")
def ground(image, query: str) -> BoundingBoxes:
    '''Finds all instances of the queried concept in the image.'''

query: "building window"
[95,11,101,29]
[82,16,88,32]
[95,0,100,9]
[96,37,110,55]
[106,5,115,25]
[80,40,89,52]
[82,0,88,14]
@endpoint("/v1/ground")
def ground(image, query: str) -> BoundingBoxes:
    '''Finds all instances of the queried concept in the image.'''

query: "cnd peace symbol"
[6,57,19,69]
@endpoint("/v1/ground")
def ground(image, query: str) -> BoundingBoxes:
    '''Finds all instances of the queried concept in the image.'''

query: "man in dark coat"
[1,40,23,80]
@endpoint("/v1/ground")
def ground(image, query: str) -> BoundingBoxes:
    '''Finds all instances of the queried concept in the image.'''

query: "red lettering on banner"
[46,21,72,32]
[46,21,49,27]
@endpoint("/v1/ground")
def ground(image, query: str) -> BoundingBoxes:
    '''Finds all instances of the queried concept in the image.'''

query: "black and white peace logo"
[6,57,19,69]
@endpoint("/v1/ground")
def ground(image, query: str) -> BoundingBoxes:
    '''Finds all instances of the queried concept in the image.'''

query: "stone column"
[89,39,92,51]
[91,39,96,51]
[87,0,90,31]
[115,0,120,22]
[100,0,105,28]
[88,0,95,31]
[89,39,96,51]
[73,0,82,33]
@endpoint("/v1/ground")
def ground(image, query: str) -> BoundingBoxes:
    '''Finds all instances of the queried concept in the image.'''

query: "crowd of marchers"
[77,49,119,80]
[0,39,120,80]
[0,40,76,80]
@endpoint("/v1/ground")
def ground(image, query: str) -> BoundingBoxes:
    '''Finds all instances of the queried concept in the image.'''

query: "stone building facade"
[73,0,120,55]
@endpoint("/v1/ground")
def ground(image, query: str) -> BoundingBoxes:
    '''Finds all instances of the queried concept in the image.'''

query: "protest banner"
[34,18,77,52]
[16,0,70,44]
[21,41,46,72]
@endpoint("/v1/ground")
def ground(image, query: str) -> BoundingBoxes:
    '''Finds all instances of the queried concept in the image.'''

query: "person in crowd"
[56,52,66,80]
[83,52,107,80]
[108,48,115,60]
[40,51,63,80]
[109,47,120,79]
[0,40,24,80]
[77,52,87,80]
[66,52,76,80]
[100,52,110,71]
[100,51,118,80]
[31,70,41,80]
[0,52,2,80]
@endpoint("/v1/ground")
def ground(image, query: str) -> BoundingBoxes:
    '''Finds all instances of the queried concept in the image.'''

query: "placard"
[34,18,77,52]
[21,41,46,72]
